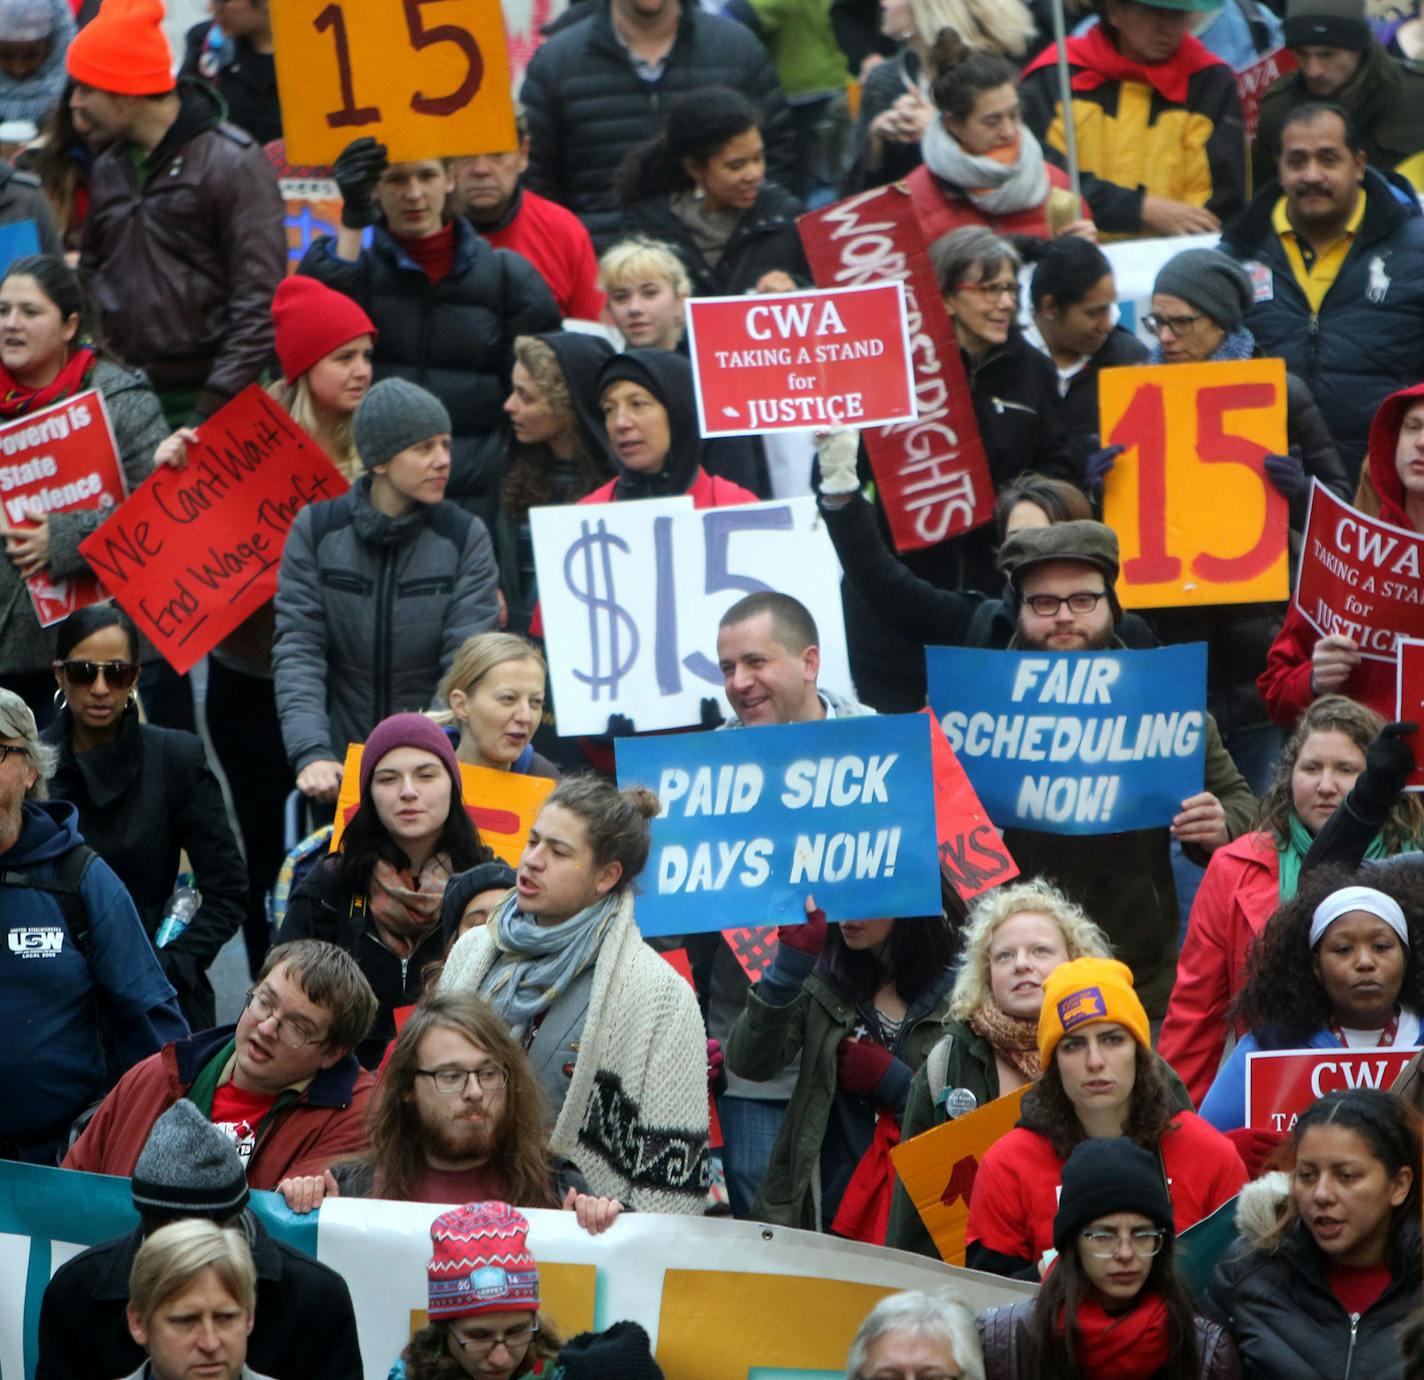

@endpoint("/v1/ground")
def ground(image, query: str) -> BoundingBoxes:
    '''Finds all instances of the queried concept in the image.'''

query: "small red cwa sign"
[684,282,916,437]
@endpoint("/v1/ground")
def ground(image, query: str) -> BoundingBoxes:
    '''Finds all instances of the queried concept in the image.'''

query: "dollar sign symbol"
[564,518,639,699]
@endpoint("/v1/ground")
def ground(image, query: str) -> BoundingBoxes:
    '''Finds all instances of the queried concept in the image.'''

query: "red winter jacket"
[1158,831,1280,1106]
[1259,381,1424,725]
[483,186,606,322]
[905,161,1087,244]
[579,469,758,508]
[63,1025,375,1190]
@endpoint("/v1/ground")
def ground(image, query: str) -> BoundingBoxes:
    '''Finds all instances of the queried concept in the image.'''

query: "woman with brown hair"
[499,334,614,637]
[967,958,1245,1279]
[1160,697,1424,1109]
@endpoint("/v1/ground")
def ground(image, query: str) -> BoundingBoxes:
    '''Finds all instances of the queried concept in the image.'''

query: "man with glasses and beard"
[273,992,623,1234]
[0,688,184,1165]
[64,939,378,1188]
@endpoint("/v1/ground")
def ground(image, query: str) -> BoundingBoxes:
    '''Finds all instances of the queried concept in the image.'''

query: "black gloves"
[333,137,389,229]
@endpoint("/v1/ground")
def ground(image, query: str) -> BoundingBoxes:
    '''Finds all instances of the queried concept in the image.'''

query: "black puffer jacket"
[1207,1189,1422,1380]
[297,217,560,527]
[1220,167,1424,480]
[43,707,245,1033]
[978,1299,1239,1380]
[622,181,809,296]
[522,0,796,248]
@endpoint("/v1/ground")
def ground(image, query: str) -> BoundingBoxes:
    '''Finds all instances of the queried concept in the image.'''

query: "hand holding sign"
[1100,359,1289,609]
[272,0,517,165]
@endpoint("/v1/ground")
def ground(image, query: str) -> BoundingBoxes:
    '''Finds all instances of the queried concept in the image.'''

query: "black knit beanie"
[557,1322,665,1380]
[1051,1138,1174,1255]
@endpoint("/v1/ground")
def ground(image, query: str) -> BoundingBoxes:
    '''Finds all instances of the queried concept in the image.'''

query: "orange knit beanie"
[67,0,174,98]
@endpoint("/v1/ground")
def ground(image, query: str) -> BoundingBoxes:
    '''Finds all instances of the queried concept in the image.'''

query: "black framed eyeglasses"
[53,659,140,690]
[0,744,30,765]
[449,1320,538,1355]
[1023,591,1108,617]
[417,1065,510,1095]
[1143,311,1204,337]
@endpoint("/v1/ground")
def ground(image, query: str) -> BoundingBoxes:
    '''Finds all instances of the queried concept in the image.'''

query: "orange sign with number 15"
[272,0,518,166]
[1099,359,1289,610]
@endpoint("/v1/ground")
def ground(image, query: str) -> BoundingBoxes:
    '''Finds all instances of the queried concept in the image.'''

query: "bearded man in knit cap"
[1252,0,1424,185]
[272,378,500,804]
[67,0,284,428]
[39,1101,361,1380]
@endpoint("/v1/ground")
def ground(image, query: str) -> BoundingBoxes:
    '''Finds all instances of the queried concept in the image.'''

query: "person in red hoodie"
[1259,383,1424,726]
[1159,695,1424,1109]
[907,28,1092,245]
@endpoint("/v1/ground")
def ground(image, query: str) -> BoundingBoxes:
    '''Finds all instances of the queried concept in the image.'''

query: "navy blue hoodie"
[1,802,186,1158]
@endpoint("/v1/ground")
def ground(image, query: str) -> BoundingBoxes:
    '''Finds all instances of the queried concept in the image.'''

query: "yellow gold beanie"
[1039,957,1150,1067]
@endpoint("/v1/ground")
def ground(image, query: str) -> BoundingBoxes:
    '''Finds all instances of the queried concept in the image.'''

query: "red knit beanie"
[427,1202,541,1321]
[67,0,174,97]
[360,712,462,798]
[271,277,378,386]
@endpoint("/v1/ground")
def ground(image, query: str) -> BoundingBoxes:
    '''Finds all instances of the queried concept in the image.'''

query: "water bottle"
[155,874,200,948]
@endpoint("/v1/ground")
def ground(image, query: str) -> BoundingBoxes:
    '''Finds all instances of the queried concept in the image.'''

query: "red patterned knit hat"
[427,1202,542,1321]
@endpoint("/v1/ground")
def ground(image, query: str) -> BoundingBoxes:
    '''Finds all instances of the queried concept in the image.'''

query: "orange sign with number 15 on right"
[272,0,518,167]
[1099,359,1289,610]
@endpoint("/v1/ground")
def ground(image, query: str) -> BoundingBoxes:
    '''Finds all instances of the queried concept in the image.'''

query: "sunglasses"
[54,659,140,690]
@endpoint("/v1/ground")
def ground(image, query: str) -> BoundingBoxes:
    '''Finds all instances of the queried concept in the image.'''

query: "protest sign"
[272,0,518,166]
[1244,1048,1420,1132]
[799,185,994,552]
[615,714,940,936]
[924,709,1017,901]
[723,926,777,983]
[1295,481,1424,665]
[890,1087,1029,1265]
[531,495,851,736]
[1236,47,1298,143]
[329,742,555,864]
[684,282,916,437]
[926,644,1209,835]
[0,1161,1033,1380]
[1396,637,1424,790]
[1100,359,1289,609]
[80,388,347,675]
[0,390,127,627]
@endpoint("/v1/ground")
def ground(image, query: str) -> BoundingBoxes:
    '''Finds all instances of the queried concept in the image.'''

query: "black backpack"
[0,842,100,958]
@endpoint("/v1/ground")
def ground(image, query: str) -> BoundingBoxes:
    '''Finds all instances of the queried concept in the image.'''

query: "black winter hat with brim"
[440,860,518,940]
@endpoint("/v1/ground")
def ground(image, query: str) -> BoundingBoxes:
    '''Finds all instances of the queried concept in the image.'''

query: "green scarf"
[185,1038,302,1149]
[1277,813,1389,901]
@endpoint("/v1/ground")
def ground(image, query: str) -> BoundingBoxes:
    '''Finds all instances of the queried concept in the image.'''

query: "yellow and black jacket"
[1021,27,1247,234]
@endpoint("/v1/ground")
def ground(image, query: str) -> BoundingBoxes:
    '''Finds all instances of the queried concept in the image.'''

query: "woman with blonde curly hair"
[1159,696,1424,1109]
[886,880,1193,1256]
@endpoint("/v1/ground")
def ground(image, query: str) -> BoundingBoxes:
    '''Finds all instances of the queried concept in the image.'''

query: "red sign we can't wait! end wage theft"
[79,388,347,675]
[685,282,917,438]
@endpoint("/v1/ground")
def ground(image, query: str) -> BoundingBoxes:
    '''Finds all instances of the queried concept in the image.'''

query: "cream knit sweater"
[439,889,711,1214]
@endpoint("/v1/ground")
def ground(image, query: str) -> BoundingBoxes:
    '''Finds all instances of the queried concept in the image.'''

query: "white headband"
[1309,885,1409,949]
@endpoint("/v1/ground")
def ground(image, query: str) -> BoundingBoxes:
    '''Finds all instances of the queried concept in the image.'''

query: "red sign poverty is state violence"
[684,282,916,437]
[798,184,994,553]
[1295,481,1424,662]
[0,389,127,627]
[79,387,346,674]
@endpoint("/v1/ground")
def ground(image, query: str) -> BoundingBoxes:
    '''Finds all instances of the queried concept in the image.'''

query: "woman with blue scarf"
[1091,248,1352,798]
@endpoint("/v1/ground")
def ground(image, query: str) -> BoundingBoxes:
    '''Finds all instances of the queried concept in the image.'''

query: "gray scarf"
[477,890,621,1035]
[919,119,1050,215]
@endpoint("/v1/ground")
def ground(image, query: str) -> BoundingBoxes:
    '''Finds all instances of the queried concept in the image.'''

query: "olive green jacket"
[725,966,954,1231]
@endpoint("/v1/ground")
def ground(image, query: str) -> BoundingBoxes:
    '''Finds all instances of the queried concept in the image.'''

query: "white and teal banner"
[0,1161,1033,1380]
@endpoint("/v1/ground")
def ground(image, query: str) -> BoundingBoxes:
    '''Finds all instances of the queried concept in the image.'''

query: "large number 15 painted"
[315,0,483,130]
[1110,380,1287,587]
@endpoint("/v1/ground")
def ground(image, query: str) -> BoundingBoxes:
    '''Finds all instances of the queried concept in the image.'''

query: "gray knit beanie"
[1152,249,1254,332]
[355,378,452,471]
[130,1100,250,1218]
[1284,0,1371,51]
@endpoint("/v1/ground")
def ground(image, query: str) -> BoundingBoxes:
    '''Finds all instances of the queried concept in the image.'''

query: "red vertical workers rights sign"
[798,186,994,553]
[0,390,128,627]
[1395,637,1424,790]
[80,388,347,674]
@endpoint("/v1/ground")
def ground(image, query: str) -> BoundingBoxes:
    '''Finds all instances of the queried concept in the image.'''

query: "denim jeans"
[716,1095,789,1218]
